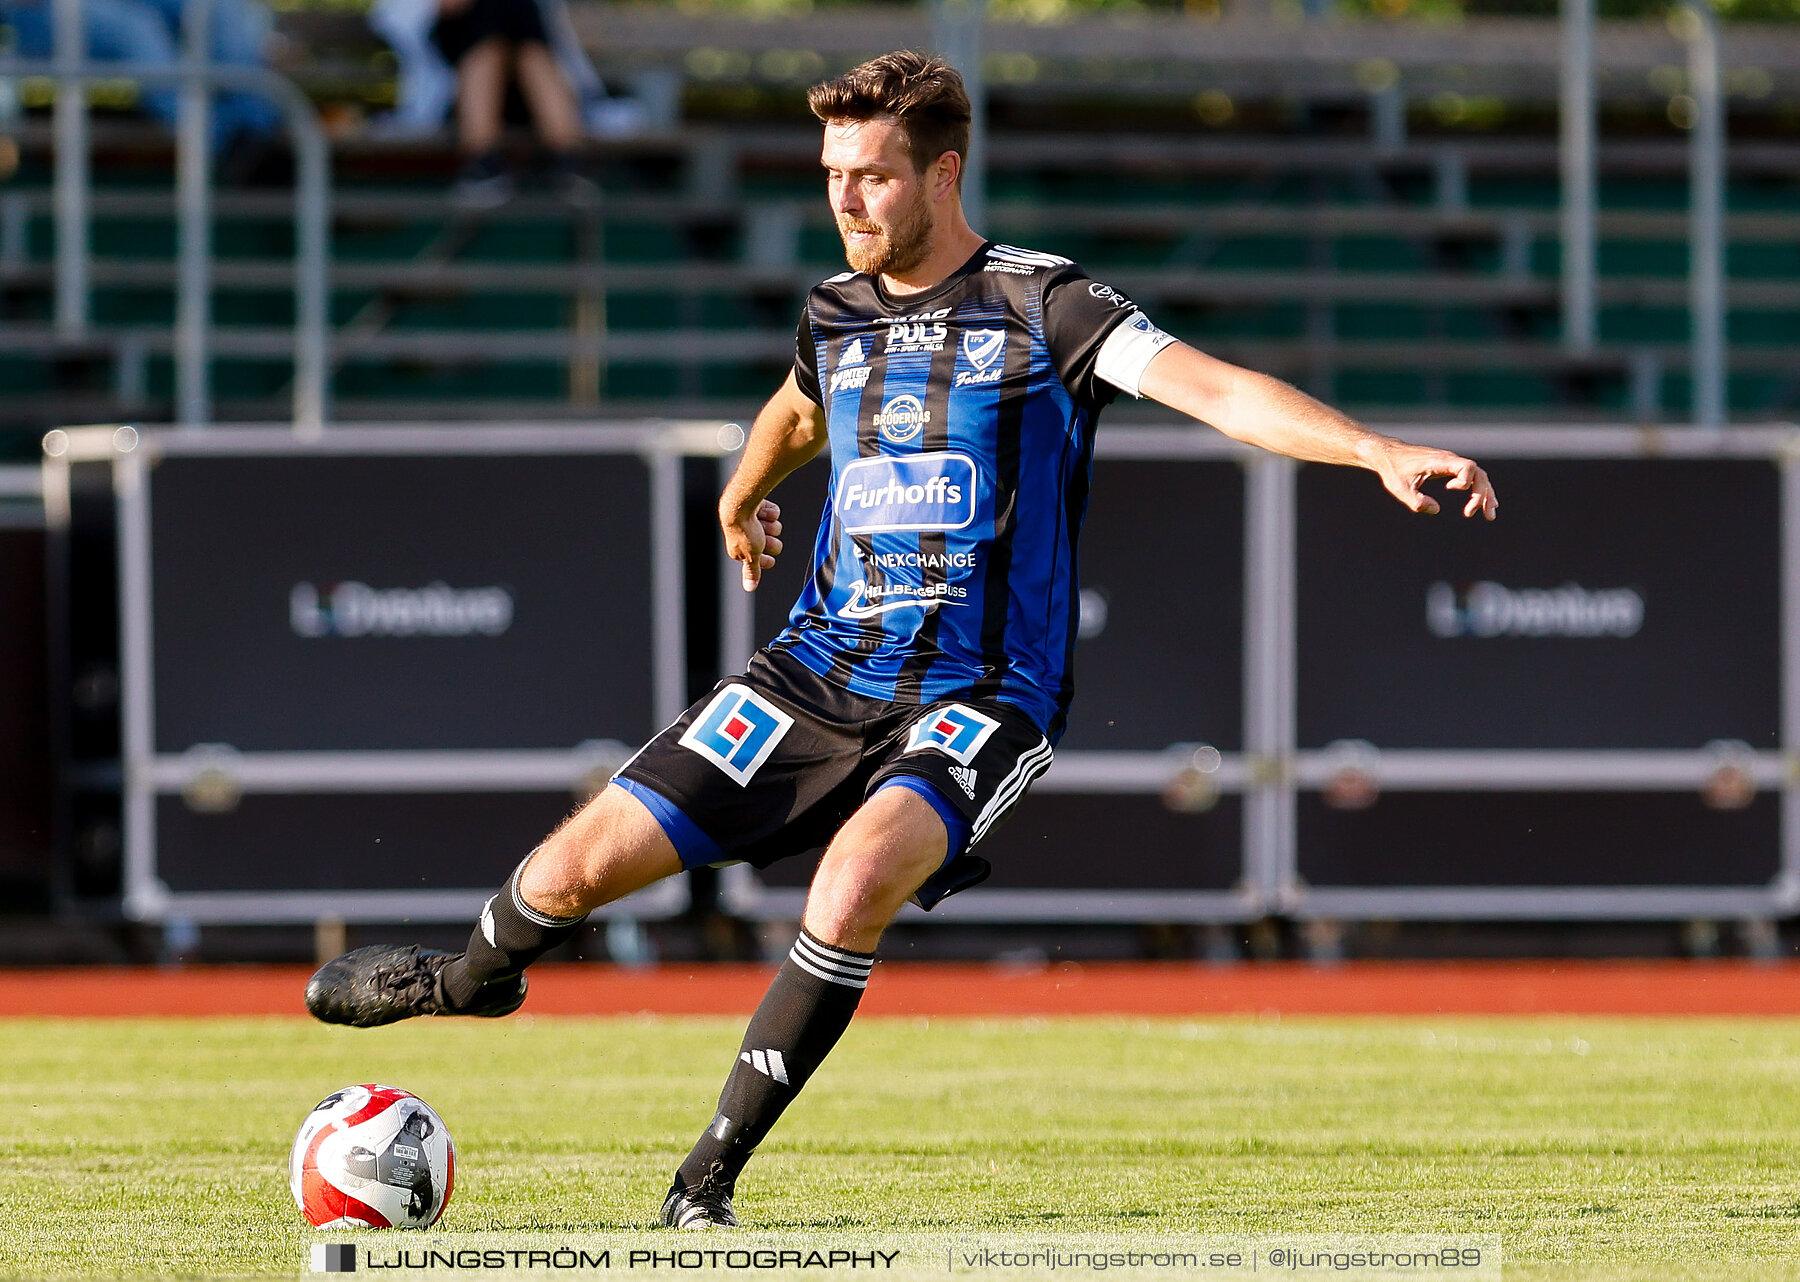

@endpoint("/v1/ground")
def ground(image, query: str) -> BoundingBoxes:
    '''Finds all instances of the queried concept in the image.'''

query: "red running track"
[1,961,1798,1017]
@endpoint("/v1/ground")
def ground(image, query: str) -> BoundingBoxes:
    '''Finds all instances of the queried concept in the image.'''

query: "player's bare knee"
[804,868,897,942]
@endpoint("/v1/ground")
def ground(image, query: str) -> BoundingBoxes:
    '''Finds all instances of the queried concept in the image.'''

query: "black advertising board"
[1297,459,1781,750]
[1058,459,1243,751]
[148,453,658,753]
[753,792,1242,897]
[1298,791,1779,888]
[153,791,578,893]
[752,454,1244,751]
[0,526,52,885]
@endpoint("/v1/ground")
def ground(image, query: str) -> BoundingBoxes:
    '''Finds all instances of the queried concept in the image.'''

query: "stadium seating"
[3,21,1800,453]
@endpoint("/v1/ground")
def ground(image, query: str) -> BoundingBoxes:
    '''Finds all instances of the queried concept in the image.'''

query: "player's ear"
[933,149,962,201]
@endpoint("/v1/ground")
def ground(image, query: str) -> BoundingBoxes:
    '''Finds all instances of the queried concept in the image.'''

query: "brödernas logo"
[1426,581,1644,639]
[290,582,515,638]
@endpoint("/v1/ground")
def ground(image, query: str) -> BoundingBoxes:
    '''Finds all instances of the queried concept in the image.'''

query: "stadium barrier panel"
[1279,426,1800,925]
[0,465,53,898]
[38,420,1800,928]
[726,424,1800,927]
[41,422,745,925]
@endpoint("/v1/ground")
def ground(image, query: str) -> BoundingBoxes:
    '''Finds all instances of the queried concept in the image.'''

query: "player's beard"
[837,186,933,276]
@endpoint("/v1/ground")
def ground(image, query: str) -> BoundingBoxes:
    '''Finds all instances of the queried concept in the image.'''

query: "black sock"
[675,928,874,1192]
[439,852,585,1009]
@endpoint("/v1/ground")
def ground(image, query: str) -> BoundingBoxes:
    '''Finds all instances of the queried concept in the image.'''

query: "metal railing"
[4,32,331,432]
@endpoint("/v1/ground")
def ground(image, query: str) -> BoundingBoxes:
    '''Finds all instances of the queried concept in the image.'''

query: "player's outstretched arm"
[720,370,829,590]
[1137,342,1498,520]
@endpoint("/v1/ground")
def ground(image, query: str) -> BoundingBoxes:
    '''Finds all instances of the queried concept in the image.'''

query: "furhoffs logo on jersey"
[905,705,1001,765]
[678,685,795,786]
[874,394,931,444]
[836,452,977,534]
[955,329,1007,387]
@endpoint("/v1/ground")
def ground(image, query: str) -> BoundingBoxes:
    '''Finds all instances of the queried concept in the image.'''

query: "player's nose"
[830,185,863,218]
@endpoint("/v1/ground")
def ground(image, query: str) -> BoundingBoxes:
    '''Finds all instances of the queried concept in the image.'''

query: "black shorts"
[431,0,551,66]
[615,649,1053,909]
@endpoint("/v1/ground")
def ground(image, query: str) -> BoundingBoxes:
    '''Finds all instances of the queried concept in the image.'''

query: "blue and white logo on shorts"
[679,686,795,786]
[904,704,1001,765]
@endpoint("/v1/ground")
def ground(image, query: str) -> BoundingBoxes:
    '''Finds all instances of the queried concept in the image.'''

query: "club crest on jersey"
[678,685,795,786]
[963,330,1005,370]
[956,329,1007,387]
[874,394,931,444]
[836,452,977,534]
[905,705,1001,765]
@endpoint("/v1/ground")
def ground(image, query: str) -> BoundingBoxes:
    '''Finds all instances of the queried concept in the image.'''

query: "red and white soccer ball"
[290,1084,455,1229]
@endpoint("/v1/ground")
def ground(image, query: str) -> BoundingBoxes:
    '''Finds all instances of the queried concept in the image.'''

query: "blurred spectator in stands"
[0,0,281,164]
[426,0,601,207]
[368,0,642,144]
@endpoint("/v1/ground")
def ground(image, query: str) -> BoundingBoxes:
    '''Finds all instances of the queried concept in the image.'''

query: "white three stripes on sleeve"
[986,244,1073,268]
[788,933,874,989]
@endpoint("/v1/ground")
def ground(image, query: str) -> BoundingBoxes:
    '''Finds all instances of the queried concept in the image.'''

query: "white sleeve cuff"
[1094,312,1178,398]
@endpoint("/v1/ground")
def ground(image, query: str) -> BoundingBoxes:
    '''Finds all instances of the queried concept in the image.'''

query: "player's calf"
[664,790,941,1221]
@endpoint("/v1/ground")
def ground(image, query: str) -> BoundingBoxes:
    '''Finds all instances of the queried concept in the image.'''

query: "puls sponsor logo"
[1426,581,1644,639]
[290,582,514,638]
[879,307,951,354]
[835,452,978,534]
[884,321,947,354]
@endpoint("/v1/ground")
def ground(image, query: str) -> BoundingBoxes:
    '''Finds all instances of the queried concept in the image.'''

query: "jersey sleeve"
[1042,269,1176,406]
[792,303,823,405]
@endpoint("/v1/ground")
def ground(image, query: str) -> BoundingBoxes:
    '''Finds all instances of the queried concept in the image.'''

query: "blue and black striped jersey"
[779,241,1154,741]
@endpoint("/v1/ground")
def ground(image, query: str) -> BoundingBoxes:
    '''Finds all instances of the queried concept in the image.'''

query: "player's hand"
[722,499,784,591]
[1374,443,1498,520]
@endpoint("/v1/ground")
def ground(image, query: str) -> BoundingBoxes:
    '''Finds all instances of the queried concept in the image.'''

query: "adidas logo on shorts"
[949,765,978,799]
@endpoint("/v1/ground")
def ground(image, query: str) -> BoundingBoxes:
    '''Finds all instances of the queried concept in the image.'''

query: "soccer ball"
[290,1084,454,1229]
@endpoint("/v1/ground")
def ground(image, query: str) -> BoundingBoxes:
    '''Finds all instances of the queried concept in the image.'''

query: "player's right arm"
[719,369,828,590]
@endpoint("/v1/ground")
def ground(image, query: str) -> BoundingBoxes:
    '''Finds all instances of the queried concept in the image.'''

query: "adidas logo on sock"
[949,765,978,799]
[739,1048,790,1084]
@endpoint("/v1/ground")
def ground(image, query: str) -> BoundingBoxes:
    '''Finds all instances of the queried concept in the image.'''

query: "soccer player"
[305,50,1497,1229]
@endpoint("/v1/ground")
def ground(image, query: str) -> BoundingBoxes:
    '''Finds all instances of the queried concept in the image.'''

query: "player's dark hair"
[807,51,972,179]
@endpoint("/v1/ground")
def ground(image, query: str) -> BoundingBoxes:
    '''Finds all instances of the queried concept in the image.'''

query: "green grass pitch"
[2,1013,1798,1280]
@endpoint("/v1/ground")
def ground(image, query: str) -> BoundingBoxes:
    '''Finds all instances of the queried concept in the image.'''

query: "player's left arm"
[1138,342,1498,520]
